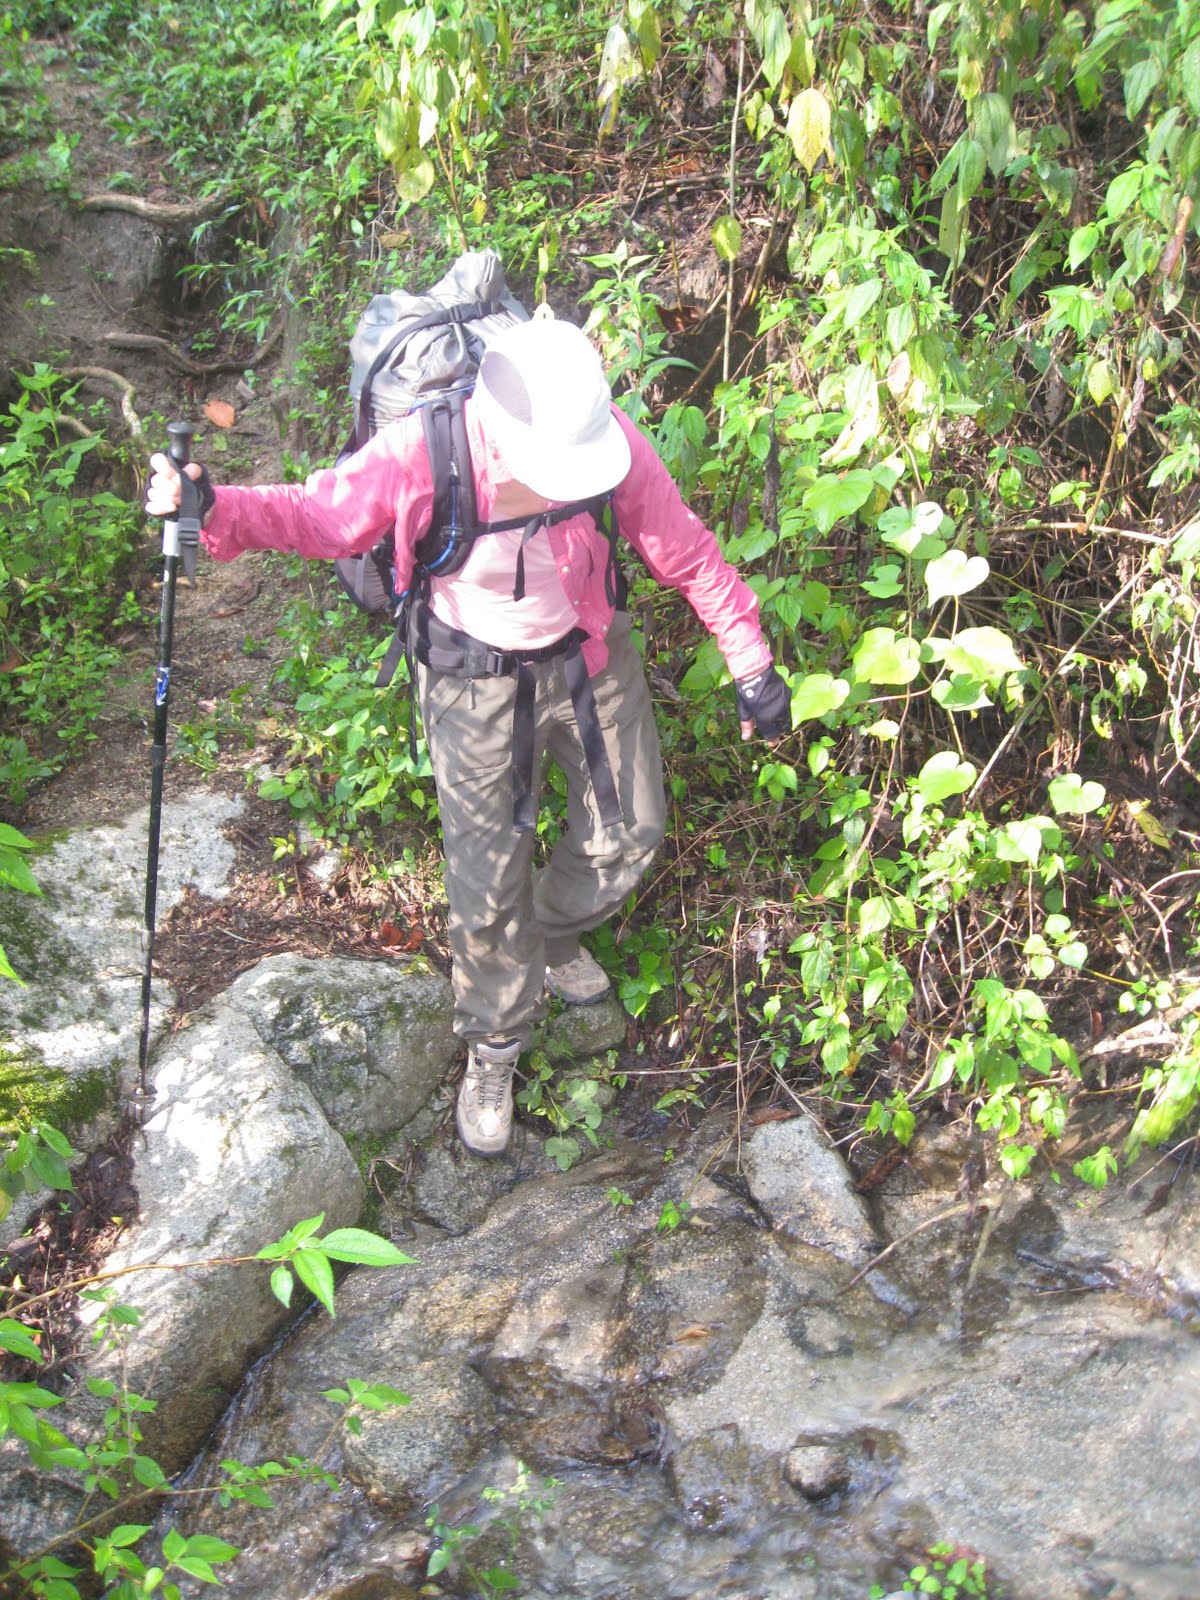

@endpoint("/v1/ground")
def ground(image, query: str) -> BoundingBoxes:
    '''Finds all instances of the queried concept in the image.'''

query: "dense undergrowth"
[4,0,1200,1182]
[2,1,1200,1594]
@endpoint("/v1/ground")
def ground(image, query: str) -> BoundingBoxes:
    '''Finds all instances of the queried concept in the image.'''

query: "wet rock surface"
[162,1114,1200,1600]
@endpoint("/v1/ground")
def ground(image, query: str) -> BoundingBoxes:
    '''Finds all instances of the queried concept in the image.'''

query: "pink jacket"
[201,401,773,681]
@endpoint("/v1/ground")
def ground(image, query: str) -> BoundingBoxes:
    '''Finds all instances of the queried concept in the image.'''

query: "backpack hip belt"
[413,607,623,836]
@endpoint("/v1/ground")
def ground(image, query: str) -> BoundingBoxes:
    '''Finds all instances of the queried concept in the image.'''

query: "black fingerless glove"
[735,666,790,740]
[190,465,216,524]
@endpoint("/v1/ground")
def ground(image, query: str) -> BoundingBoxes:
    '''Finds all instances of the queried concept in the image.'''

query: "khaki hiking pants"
[417,612,666,1047]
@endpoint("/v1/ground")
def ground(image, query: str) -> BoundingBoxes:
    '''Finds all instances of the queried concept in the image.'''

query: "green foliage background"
[4,0,1200,1188]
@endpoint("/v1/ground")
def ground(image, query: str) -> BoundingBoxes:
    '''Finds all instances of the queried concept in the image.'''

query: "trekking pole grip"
[167,419,194,473]
[166,420,201,577]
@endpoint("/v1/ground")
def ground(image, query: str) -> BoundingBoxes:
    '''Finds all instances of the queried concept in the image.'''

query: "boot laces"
[475,1061,510,1113]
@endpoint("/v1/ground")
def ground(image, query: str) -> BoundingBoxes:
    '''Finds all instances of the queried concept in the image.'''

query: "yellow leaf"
[786,86,833,174]
[1127,799,1173,850]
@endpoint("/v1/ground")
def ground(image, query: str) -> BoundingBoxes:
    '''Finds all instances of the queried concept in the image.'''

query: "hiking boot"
[545,948,610,1006]
[456,1037,521,1157]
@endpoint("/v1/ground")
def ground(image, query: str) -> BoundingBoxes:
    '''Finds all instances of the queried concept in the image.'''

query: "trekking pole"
[133,421,201,1124]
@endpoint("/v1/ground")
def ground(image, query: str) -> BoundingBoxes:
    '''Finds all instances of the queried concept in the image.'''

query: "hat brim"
[486,402,632,503]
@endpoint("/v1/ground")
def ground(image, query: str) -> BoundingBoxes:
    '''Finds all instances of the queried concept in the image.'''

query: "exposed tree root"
[62,365,143,440]
[78,191,235,229]
[102,320,284,378]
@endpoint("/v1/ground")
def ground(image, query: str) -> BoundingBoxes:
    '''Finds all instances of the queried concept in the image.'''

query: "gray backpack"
[334,248,529,613]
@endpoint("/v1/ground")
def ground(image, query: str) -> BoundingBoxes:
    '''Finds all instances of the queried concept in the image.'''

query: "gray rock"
[542,995,627,1059]
[82,1001,364,1474]
[0,996,365,1562]
[0,794,243,1148]
[784,1442,851,1500]
[666,1423,756,1530]
[741,1114,878,1261]
[341,1357,497,1509]
[225,952,457,1141]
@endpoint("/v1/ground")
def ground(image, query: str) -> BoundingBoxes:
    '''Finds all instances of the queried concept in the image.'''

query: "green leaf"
[179,1535,239,1563]
[628,0,663,70]
[940,626,1023,685]
[938,189,966,266]
[318,1229,416,1266]
[0,852,40,897]
[931,674,991,713]
[269,1265,293,1308]
[790,673,850,723]
[107,1525,153,1548]
[957,58,983,102]
[803,470,876,533]
[914,751,976,803]
[786,86,833,173]
[0,1318,44,1363]
[821,364,880,466]
[1183,41,1200,116]
[852,628,922,686]
[878,501,945,556]
[133,1453,168,1488]
[842,279,882,331]
[1104,164,1143,219]
[173,1556,220,1584]
[958,137,986,201]
[1047,773,1106,816]
[1124,55,1164,120]
[859,897,890,937]
[971,92,1017,178]
[0,823,35,849]
[1066,223,1099,273]
[995,819,1045,864]
[924,550,989,604]
[394,150,436,203]
[759,5,792,88]
[1087,358,1115,406]
[35,1123,76,1160]
[293,1248,337,1317]
[711,214,743,263]
[597,22,642,140]
[862,563,903,599]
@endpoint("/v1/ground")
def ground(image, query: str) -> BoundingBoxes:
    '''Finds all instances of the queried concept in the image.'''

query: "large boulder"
[225,952,456,1144]
[0,997,366,1562]
[0,793,244,1157]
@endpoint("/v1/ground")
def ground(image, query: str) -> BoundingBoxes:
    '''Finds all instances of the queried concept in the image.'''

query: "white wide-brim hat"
[474,316,631,502]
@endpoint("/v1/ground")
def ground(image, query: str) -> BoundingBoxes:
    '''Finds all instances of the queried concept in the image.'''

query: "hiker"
[144,314,789,1157]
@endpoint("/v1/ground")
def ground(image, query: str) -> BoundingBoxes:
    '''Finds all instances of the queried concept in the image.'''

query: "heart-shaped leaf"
[853,627,922,686]
[791,672,850,723]
[925,549,989,604]
[1048,773,1106,816]
[915,750,976,803]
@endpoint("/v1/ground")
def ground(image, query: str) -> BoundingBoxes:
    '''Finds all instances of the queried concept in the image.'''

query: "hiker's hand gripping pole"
[134,421,201,1124]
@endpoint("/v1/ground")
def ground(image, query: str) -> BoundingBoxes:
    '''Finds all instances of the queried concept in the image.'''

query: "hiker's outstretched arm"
[611,412,773,684]
[145,418,434,566]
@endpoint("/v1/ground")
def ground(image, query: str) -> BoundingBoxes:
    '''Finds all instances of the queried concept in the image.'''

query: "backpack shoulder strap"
[415,388,478,576]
